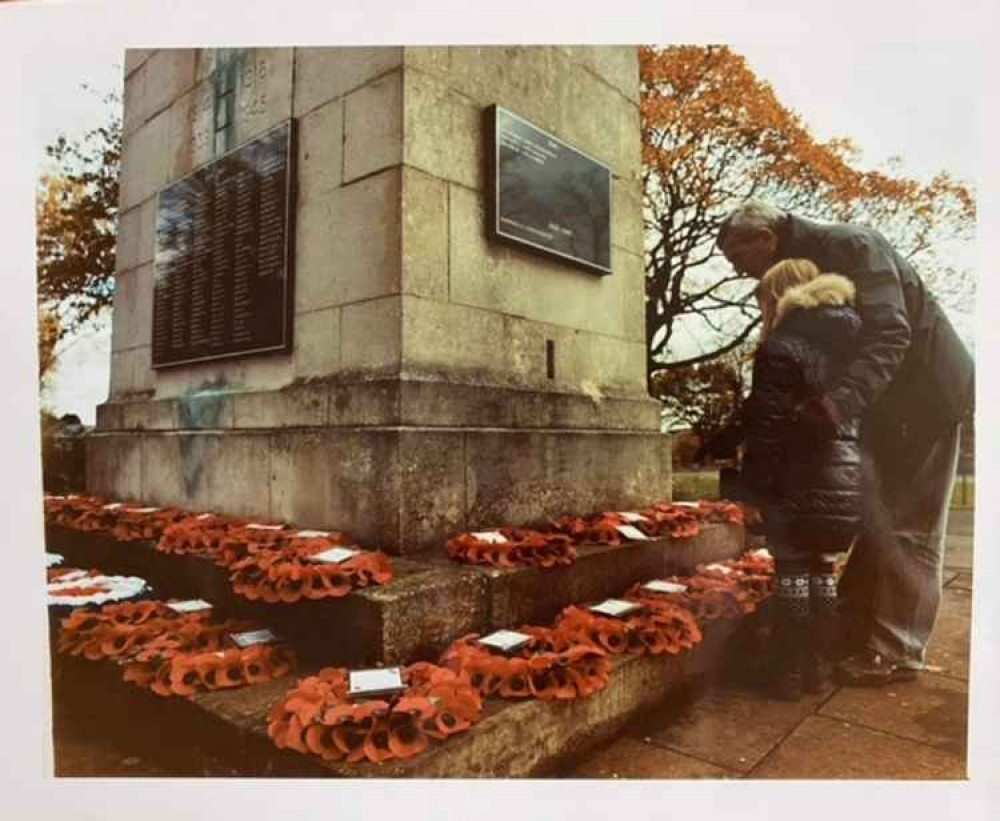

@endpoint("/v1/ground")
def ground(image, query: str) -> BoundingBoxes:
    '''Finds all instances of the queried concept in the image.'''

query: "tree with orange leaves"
[640,45,976,385]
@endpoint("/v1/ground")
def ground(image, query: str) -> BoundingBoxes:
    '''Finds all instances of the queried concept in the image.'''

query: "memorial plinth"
[90,47,668,554]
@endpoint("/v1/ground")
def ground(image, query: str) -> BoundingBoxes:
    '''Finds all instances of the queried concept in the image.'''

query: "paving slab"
[925,586,972,681]
[819,673,968,756]
[565,735,737,779]
[637,682,828,773]
[749,714,966,780]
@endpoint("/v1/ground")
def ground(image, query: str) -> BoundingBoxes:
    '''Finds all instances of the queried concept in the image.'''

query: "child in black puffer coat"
[742,259,863,700]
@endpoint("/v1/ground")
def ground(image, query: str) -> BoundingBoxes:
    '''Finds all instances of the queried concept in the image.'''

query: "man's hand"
[796,394,842,438]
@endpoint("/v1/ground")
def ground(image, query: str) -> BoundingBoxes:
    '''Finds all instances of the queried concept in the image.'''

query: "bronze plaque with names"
[151,120,296,368]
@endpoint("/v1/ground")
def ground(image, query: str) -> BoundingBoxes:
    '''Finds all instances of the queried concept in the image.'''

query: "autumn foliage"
[640,45,976,386]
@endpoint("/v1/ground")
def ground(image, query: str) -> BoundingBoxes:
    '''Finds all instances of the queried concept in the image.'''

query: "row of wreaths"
[43,495,744,595]
[56,549,772,766]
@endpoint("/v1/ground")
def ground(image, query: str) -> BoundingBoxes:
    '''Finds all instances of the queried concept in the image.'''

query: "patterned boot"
[771,571,810,701]
[805,566,839,693]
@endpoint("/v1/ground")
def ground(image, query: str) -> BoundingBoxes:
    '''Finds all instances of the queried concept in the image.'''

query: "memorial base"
[88,377,670,556]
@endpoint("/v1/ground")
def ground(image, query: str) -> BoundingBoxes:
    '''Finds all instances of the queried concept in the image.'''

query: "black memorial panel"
[485,105,612,276]
[152,120,296,368]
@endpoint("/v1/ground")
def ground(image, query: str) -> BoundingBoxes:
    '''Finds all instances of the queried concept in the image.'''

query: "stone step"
[47,523,745,667]
[50,615,745,778]
[46,526,489,668]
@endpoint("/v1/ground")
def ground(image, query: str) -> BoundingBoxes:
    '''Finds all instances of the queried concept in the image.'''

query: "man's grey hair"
[716,200,787,247]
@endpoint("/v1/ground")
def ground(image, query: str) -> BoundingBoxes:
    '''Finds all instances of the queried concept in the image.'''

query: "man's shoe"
[835,650,919,687]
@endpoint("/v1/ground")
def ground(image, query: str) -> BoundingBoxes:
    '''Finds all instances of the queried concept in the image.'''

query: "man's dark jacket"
[777,214,974,450]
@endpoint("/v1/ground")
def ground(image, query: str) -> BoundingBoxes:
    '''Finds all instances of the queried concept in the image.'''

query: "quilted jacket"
[742,274,864,552]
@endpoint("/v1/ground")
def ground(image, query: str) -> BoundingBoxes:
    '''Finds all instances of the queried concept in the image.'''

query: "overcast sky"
[32,41,982,422]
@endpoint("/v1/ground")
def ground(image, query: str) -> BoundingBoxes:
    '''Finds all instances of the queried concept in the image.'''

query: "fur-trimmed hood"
[773,273,856,330]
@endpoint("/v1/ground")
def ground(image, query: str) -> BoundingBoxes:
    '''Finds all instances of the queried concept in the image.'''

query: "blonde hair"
[756,259,822,341]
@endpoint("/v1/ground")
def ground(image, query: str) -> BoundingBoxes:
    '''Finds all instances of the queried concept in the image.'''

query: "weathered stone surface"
[402,46,451,77]
[463,429,671,529]
[326,378,401,427]
[268,428,401,542]
[567,736,736,779]
[124,48,156,78]
[749,715,966,779]
[108,346,154,398]
[343,69,403,183]
[401,166,449,300]
[119,397,178,431]
[230,383,328,429]
[612,176,643,254]
[559,46,639,104]
[402,66,482,190]
[114,197,156,274]
[234,48,294,148]
[819,673,968,756]
[946,572,973,592]
[120,109,170,211]
[85,433,143,501]
[446,183,631,338]
[294,170,402,314]
[293,306,341,380]
[396,429,468,552]
[293,47,404,117]
[142,49,198,126]
[296,97,343,203]
[425,524,744,630]
[152,353,293,400]
[340,295,403,375]
[617,248,647,344]
[110,265,153,353]
[140,432,270,517]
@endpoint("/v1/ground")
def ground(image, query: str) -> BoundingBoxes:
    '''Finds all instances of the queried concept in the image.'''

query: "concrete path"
[565,509,974,780]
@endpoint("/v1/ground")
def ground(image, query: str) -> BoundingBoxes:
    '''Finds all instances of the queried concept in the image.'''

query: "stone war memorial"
[91,45,667,554]
[47,47,753,778]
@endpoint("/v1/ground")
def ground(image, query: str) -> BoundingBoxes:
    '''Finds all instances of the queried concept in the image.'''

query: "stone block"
[109,346,154,398]
[401,166,448,300]
[565,329,649,399]
[617,248,646,344]
[234,48,294,148]
[292,46,403,116]
[447,183,628,339]
[268,428,401,543]
[140,432,270,516]
[110,264,153,353]
[343,69,404,183]
[560,46,639,104]
[398,429,467,552]
[114,200,148,274]
[85,433,143,500]
[143,49,197,122]
[463,428,671,529]
[230,383,328,429]
[612,175,643,254]
[296,97,343,204]
[194,48,216,82]
[402,67,483,190]
[119,397,178,431]
[124,48,156,78]
[172,390,235,430]
[326,377,401,427]
[122,62,148,138]
[152,354,293,401]
[119,109,170,211]
[340,296,402,376]
[294,169,402,313]
[402,46,451,77]
[370,563,490,663]
[95,401,124,430]
[293,306,341,380]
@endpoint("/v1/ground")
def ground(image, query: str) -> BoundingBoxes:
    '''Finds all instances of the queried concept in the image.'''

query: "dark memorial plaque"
[152,120,296,368]
[486,105,612,275]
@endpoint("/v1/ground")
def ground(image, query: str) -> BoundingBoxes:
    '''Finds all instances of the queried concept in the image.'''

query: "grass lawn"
[672,469,975,510]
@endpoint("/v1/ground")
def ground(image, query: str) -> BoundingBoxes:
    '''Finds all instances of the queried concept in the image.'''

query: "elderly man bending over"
[714,201,973,686]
